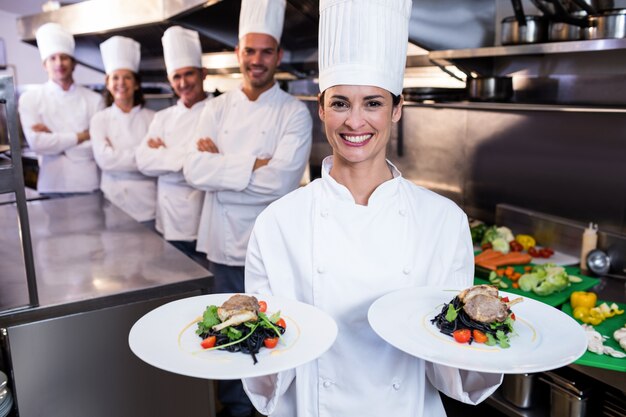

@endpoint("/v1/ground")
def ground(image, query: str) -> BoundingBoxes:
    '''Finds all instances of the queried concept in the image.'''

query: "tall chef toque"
[238,0,286,43]
[100,36,141,74]
[318,0,412,96]
[35,23,75,61]
[161,26,202,75]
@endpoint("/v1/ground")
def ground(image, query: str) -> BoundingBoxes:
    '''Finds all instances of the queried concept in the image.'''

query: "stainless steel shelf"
[403,100,626,113]
[429,38,626,63]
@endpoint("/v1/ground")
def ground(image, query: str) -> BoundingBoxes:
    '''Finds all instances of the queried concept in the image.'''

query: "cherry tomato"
[481,242,493,251]
[528,246,539,257]
[200,335,216,349]
[453,329,471,344]
[539,248,554,258]
[501,296,510,303]
[264,337,279,349]
[472,330,488,344]
[258,300,267,313]
[276,318,286,329]
[509,241,523,252]
[511,313,516,320]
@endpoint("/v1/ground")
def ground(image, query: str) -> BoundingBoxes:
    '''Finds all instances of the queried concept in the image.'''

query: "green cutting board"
[562,301,626,372]
[473,266,599,307]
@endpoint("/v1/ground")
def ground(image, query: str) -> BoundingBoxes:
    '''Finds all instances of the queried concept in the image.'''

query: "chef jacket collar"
[112,103,142,115]
[45,79,76,94]
[320,155,402,206]
[235,81,279,103]
[175,93,210,110]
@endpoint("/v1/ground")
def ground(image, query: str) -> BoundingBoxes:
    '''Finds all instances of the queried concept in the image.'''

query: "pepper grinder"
[580,222,598,274]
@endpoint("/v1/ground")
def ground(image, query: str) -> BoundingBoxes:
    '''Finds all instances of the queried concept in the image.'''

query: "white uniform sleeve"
[183,101,257,191]
[90,111,139,172]
[426,211,503,404]
[216,106,312,206]
[242,227,296,415]
[18,90,79,155]
[136,112,185,176]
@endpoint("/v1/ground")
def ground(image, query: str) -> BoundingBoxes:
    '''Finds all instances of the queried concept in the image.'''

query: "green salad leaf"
[196,305,220,335]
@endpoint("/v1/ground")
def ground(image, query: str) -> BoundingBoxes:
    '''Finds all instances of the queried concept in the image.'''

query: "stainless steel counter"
[0,193,215,417]
[0,193,212,323]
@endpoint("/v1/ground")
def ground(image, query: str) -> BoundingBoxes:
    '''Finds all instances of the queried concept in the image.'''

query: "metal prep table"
[0,193,216,417]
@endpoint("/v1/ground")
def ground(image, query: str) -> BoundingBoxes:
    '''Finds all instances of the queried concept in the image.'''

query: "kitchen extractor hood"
[16,0,319,81]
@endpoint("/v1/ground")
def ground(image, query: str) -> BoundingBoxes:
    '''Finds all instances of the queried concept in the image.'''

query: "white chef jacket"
[184,83,312,266]
[243,156,503,417]
[18,80,104,193]
[135,97,210,241]
[90,104,156,222]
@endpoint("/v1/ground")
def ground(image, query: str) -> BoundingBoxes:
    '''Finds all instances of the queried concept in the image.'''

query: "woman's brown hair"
[103,72,146,108]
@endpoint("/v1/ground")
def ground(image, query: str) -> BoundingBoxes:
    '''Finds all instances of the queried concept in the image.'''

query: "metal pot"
[585,9,626,39]
[467,76,514,102]
[550,21,585,40]
[501,373,539,409]
[501,15,549,44]
[549,11,587,40]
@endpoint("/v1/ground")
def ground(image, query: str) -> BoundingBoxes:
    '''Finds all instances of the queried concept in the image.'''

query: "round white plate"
[368,286,587,374]
[530,249,579,266]
[129,293,338,380]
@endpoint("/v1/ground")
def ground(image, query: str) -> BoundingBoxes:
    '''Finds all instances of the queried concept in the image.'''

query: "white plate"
[530,249,579,266]
[368,286,587,374]
[129,293,338,380]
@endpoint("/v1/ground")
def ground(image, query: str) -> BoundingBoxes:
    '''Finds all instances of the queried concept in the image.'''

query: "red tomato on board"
[258,301,267,313]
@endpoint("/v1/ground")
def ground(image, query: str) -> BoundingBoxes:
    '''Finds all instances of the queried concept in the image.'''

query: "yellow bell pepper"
[515,234,536,251]
[572,306,590,320]
[573,306,604,325]
[570,291,597,309]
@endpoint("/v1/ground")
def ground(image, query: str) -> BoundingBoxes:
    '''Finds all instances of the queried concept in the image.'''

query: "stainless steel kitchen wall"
[388,105,626,235]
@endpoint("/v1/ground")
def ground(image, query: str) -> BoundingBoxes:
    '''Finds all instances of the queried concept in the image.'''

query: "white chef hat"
[318,0,412,96]
[238,0,286,43]
[161,26,202,75]
[100,36,141,74]
[35,23,75,61]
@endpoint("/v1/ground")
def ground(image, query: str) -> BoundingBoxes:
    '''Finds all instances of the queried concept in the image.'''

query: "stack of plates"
[0,371,13,417]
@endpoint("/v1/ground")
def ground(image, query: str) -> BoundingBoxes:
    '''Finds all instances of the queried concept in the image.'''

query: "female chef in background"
[242,1,502,416]
[90,36,156,223]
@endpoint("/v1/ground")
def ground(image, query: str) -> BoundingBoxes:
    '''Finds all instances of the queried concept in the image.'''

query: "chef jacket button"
[317,266,325,274]
[320,209,329,218]
[403,267,410,275]
[323,380,332,388]
[224,130,228,134]
[399,208,406,216]
[393,382,401,390]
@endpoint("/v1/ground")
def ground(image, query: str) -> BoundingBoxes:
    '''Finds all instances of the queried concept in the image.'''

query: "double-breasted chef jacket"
[135,96,210,241]
[90,104,156,222]
[243,156,503,417]
[184,82,312,266]
[18,80,104,193]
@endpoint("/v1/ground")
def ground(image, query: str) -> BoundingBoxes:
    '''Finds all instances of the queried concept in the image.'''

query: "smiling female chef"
[90,36,156,223]
[242,1,503,416]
